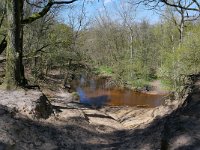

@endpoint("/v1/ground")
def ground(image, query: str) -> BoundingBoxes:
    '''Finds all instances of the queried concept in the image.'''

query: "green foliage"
[80,16,200,90]
[130,79,150,89]
[17,4,200,91]
[95,66,113,76]
[157,24,200,90]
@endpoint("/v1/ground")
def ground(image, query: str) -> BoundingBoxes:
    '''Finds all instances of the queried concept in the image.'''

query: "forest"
[0,0,200,91]
[0,0,200,150]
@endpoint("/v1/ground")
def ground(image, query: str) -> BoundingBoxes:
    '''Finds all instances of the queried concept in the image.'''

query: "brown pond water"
[75,78,166,108]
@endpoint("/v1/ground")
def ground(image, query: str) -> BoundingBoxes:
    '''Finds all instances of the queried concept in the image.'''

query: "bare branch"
[161,0,200,11]
[132,0,200,12]
[22,0,78,24]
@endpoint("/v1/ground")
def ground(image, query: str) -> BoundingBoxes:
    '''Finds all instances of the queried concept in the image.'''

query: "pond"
[75,77,166,108]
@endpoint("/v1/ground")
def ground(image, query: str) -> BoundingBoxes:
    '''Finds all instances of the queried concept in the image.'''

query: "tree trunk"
[18,0,27,86]
[130,33,134,79]
[179,9,185,43]
[4,0,25,89]
[0,37,7,55]
[179,22,184,43]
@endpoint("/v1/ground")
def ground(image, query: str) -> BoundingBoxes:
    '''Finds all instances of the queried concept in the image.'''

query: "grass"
[160,79,175,91]
[94,66,113,76]
[129,79,150,90]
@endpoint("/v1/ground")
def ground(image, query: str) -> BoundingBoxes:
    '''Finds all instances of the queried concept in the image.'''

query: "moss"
[22,2,52,24]
[4,44,17,89]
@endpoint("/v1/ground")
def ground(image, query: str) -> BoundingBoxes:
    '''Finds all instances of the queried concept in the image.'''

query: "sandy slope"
[0,89,176,150]
[0,74,199,150]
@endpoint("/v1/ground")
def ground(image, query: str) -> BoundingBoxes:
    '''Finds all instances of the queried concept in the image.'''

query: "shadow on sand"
[1,85,200,150]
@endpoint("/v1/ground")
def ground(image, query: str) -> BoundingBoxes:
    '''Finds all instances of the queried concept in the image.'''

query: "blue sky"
[90,0,160,23]
[59,0,161,24]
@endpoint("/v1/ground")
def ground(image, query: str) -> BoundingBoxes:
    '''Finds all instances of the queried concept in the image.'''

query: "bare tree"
[161,4,199,42]
[158,0,200,12]
[132,0,200,12]
[61,0,91,88]
[114,0,136,78]
[131,0,200,42]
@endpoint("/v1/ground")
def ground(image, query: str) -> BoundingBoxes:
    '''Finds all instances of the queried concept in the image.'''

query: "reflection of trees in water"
[76,77,165,107]
[77,87,109,108]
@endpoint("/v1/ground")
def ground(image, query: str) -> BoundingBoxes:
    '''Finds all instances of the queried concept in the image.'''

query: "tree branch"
[22,0,78,24]
[24,44,51,58]
[161,0,200,11]
[25,0,44,8]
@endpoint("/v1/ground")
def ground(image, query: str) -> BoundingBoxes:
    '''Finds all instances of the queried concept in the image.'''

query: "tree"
[114,0,136,78]
[132,0,200,12]
[5,0,23,89]
[0,1,7,55]
[157,0,200,12]
[132,0,200,41]
[4,0,77,89]
[23,8,59,80]
[161,2,199,42]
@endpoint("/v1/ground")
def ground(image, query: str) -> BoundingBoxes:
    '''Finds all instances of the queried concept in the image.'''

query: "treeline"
[81,15,200,90]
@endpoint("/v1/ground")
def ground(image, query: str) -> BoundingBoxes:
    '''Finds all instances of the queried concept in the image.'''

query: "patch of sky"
[58,0,161,25]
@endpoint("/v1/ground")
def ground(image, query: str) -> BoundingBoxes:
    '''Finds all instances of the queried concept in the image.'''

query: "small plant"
[95,66,113,76]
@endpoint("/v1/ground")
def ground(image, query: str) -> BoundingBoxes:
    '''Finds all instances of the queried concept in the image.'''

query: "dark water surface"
[75,78,166,108]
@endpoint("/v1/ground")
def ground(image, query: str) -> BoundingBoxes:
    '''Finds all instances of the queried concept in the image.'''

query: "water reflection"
[76,78,166,108]
[77,87,110,108]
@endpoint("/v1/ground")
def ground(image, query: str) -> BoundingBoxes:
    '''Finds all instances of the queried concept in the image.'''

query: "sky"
[90,0,160,23]
[59,0,161,25]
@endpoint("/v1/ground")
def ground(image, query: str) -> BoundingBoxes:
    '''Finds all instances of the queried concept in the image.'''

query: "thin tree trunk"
[19,0,27,86]
[179,22,184,43]
[130,33,134,78]
[179,9,185,43]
